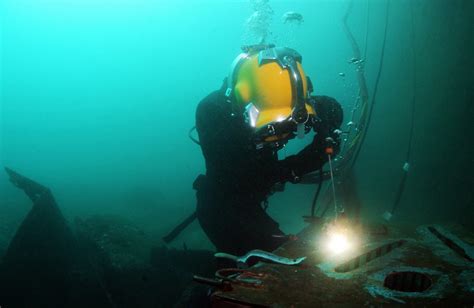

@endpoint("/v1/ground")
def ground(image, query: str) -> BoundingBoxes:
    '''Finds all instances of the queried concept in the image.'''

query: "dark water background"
[1,0,472,254]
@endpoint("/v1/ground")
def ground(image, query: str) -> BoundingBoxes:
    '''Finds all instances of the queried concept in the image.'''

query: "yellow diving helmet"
[225,45,316,147]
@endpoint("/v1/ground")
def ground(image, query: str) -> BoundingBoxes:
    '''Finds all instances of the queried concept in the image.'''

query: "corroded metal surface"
[211,223,474,307]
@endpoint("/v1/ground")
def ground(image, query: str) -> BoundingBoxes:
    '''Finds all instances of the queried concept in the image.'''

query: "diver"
[194,45,343,256]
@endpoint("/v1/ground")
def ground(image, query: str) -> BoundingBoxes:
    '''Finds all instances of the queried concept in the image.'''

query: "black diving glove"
[316,125,342,157]
[312,95,343,156]
[275,130,340,185]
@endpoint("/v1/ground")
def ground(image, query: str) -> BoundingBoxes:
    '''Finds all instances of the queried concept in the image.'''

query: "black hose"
[310,0,374,220]
[335,0,370,171]
[389,1,417,215]
[310,167,324,217]
[350,0,391,169]
[390,171,408,214]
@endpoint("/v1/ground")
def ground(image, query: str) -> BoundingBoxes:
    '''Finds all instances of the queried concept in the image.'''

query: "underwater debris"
[0,171,222,307]
[282,11,304,24]
[339,72,346,77]
[0,204,21,258]
[1,167,75,269]
[215,249,306,267]
[0,168,108,307]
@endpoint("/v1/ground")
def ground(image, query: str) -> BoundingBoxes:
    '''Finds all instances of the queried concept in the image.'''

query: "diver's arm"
[278,133,332,183]
[278,96,343,182]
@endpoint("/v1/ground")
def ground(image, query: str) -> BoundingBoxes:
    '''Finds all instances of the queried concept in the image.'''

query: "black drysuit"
[194,86,343,256]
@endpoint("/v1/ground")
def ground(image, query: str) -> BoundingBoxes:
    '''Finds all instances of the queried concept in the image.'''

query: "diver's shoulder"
[198,90,225,110]
[310,95,340,105]
[196,89,228,124]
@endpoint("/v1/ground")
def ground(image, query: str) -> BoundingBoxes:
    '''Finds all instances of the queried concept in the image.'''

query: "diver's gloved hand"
[275,131,340,185]
[312,95,343,156]
[319,127,342,157]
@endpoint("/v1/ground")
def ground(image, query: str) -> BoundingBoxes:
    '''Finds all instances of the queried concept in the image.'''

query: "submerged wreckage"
[196,220,474,306]
[1,167,473,307]
[0,168,215,307]
[0,168,111,307]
